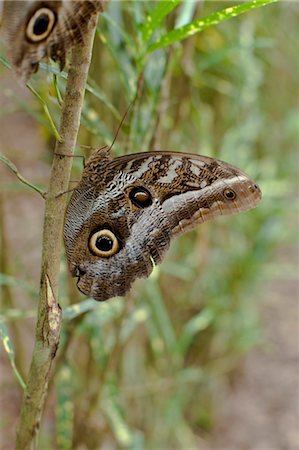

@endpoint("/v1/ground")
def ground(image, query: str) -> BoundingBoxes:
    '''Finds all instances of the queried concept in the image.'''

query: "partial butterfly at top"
[0,0,104,81]
[64,148,262,301]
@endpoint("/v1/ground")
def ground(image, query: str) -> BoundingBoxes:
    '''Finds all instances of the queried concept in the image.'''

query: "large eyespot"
[223,188,237,200]
[26,8,56,43]
[129,187,153,208]
[89,229,120,258]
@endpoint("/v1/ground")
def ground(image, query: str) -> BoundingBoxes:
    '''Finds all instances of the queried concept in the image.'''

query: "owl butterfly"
[0,0,104,81]
[64,149,262,301]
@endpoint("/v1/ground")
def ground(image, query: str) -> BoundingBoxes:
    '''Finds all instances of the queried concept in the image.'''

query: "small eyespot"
[89,229,120,258]
[26,8,56,43]
[223,188,237,200]
[248,183,259,194]
[129,187,153,208]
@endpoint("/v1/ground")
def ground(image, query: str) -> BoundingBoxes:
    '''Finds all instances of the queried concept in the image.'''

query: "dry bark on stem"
[16,15,99,450]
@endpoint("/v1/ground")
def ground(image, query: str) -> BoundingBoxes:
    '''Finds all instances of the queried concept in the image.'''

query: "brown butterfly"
[64,149,262,301]
[0,0,104,80]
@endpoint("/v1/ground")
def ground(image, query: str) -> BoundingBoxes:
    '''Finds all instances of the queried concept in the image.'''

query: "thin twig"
[0,154,46,198]
[15,13,99,450]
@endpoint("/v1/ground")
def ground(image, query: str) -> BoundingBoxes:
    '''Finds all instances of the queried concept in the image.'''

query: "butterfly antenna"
[108,101,134,152]
[107,73,144,153]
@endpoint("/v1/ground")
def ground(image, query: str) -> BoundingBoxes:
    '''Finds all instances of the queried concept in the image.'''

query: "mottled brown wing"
[1,0,104,81]
[64,150,261,301]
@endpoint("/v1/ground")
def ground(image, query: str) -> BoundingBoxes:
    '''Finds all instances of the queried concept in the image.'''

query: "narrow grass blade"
[56,366,74,450]
[0,319,26,389]
[0,55,11,70]
[0,309,36,321]
[63,298,124,324]
[86,78,122,120]
[103,387,134,447]
[177,308,214,355]
[147,0,278,53]
[0,273,38,297]
[0,154,46,198]
[146,277,177,352]
[141,0,181,45]
[26,84,61,141]
[62,299,98,321]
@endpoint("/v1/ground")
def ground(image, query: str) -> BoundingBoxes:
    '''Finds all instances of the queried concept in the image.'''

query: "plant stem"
[15,14,99,450]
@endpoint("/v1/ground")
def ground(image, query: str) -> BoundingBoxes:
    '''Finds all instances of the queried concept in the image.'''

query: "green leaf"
[101,9,135,48]
[146,0,278,53]
[175,0,198,28]
[140,0,181,44]
[63,298,124,323]
[62,299,98,321]
[177,308,214,355]
[99,6,137,99]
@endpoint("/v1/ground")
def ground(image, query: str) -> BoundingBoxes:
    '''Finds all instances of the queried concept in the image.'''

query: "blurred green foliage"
[1,1,298,449]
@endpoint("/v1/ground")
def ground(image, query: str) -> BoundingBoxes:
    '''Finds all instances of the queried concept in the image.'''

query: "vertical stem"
[15,14,99,450]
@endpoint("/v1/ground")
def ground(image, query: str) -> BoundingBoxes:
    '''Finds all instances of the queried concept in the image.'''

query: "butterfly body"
[0,0,103,80]
[64,149,262,301]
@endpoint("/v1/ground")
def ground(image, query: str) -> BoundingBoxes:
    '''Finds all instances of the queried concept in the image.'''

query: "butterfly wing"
[64,151,261,301]
[1,0,103,80]
[108,151,262,234]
